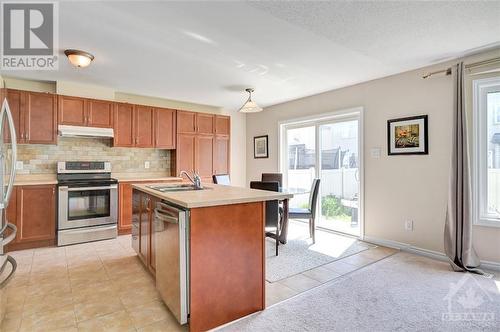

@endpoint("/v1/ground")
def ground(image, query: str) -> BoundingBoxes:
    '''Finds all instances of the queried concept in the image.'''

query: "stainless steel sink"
[146,184,211,192]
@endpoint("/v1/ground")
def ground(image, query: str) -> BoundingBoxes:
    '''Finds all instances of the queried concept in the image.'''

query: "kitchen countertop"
[112,172,182,182]
[13,174,58,185]
[132,183,293,209]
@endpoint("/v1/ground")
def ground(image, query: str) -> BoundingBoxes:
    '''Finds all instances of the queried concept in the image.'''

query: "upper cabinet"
[215,115,230,136]
[114,104,175,149]
[177,111,196,134]
[196,113,214,135]
[155,108,176,149]
[88,99,114,128]
[4,89,57,145]
[58,95,113,128]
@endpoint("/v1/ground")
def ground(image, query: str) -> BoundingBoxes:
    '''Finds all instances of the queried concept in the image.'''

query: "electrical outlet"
[370,148,381,158]
[15,161,23,170]
[405,220,413,231]
[144,161,150,169]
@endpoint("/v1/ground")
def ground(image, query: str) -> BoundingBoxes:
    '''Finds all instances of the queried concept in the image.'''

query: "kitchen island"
[131,183,292,332]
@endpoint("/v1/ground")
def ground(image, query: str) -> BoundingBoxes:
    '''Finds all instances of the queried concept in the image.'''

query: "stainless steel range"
[57,161,118,246]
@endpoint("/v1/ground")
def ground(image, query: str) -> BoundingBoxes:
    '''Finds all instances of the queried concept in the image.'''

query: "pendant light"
[238,88,263,113]
[64,49,95,68]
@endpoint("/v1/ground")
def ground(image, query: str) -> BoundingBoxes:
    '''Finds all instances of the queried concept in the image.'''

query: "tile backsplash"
[16,137,172,175]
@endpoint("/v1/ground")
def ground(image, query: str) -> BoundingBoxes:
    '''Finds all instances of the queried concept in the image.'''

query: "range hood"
[58,125,114,138]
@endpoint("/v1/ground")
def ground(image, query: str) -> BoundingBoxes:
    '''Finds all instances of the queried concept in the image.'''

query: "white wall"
[246,49,500,263]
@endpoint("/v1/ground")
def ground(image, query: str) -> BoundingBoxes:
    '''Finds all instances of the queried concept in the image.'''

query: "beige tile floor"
[2,236,186,332]
[2,233,398,331]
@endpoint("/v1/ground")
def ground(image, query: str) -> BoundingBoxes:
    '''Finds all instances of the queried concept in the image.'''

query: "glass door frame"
[278,107,365,239]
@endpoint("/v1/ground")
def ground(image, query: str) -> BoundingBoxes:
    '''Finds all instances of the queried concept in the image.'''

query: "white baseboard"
[363,236,500,272]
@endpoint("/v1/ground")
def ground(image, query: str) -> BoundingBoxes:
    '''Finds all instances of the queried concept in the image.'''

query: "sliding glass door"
[282,111,362,237]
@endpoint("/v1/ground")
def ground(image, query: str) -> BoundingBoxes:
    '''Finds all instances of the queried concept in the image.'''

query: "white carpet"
[221,253,500,331]
[265,221,373,282]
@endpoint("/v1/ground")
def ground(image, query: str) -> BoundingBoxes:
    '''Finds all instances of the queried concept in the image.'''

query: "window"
[473,77,500,227]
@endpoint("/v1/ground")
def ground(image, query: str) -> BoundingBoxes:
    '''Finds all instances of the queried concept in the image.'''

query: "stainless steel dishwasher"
[154,201,189,325]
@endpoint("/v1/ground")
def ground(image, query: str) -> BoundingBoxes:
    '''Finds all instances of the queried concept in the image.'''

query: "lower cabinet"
[132,189,159,276]
[6,185,56,252]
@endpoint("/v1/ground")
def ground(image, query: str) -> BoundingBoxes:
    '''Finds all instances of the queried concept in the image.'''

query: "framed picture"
[387,115,428,155]
[254,135,269,158]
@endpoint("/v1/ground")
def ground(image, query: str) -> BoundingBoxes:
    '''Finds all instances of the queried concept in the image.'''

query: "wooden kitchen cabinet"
[118,183,133,235]
[195,135,214,180]
[4,89,57,144]
[134,105,155,147]
[87,99,114,128]
[58,95,87,126]
[177,110,196,134]
[6,185,56,252]
[59,95,113,128]
[113,103,135,147]
[24,91,58,144]
[215,115,230,136]
[213,135,230,175]
[176,134,196,175]
[196,113,214,135]
[154,108,176,149]
[132,190,158,276]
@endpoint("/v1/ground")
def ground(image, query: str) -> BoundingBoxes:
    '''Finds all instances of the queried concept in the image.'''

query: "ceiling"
[3,1,500,111]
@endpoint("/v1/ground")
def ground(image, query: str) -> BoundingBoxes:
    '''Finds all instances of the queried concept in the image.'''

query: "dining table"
[278,187,309,244]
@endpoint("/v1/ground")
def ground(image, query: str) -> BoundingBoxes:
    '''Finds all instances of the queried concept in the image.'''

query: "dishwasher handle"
[154,208,179,224]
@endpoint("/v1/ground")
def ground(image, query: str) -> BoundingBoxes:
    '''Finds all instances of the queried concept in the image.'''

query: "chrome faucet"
[180,171,203,189]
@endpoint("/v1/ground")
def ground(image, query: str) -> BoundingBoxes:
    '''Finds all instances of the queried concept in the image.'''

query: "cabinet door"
[195,135,214,179]
[213,136,230,175]
[16,185,56,243]
[176,134,196,176]
[149,196,158,275]
[4,89,25,143]
[177,111,196,134]
[196,113,214,135]
[138,193,150,264]
[88,99,113,128]
[4,187,17,252]
[118,183,133,234]
[113,103,135,147]
[215,115,230,136]
[135,105,154,147]
[154,108,176,149]
[58,95,87,126]
[25,91,57,144]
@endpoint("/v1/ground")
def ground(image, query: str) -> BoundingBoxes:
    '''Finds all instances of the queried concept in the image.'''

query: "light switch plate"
[370,148,381,158]
[15,161,23,170]
[144,161,150,169]
[405,220,413,231]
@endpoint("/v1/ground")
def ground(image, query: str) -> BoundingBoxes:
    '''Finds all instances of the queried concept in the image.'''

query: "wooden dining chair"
[212,174,231,185]
[250,181,282,256]
[289,179,321,243]
[261,173,283,188]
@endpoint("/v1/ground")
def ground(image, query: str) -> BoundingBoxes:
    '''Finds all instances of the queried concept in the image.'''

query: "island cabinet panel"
[118,183,133,235]
[87,99,114,128]
[58,95,87,126]
[138,193,150,265]
[176,134,196,174]
[195,135,214,180]
[213,136,230,175]
[6,185,56,252]
[215,115,230,136]
[177,110,196,134]
[24,91,58,144]
[135,105,155,147]
[154,108,176,149]
[113,103,135,147]
[189,202,265,332]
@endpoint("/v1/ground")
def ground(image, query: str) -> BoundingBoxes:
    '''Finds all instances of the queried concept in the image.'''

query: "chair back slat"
[213,174,231,185]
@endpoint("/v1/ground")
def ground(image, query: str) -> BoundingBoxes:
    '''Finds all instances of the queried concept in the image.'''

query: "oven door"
[58,184,118,230]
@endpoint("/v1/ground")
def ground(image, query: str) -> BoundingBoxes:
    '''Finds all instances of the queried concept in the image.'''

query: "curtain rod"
[422,56,500,79]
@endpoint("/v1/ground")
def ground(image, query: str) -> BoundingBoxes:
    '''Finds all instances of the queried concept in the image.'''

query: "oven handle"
[59,185,118,191]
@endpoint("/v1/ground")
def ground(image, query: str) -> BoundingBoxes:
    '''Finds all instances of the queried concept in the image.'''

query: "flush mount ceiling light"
[64,49,94,68]
[238,88,262,113]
